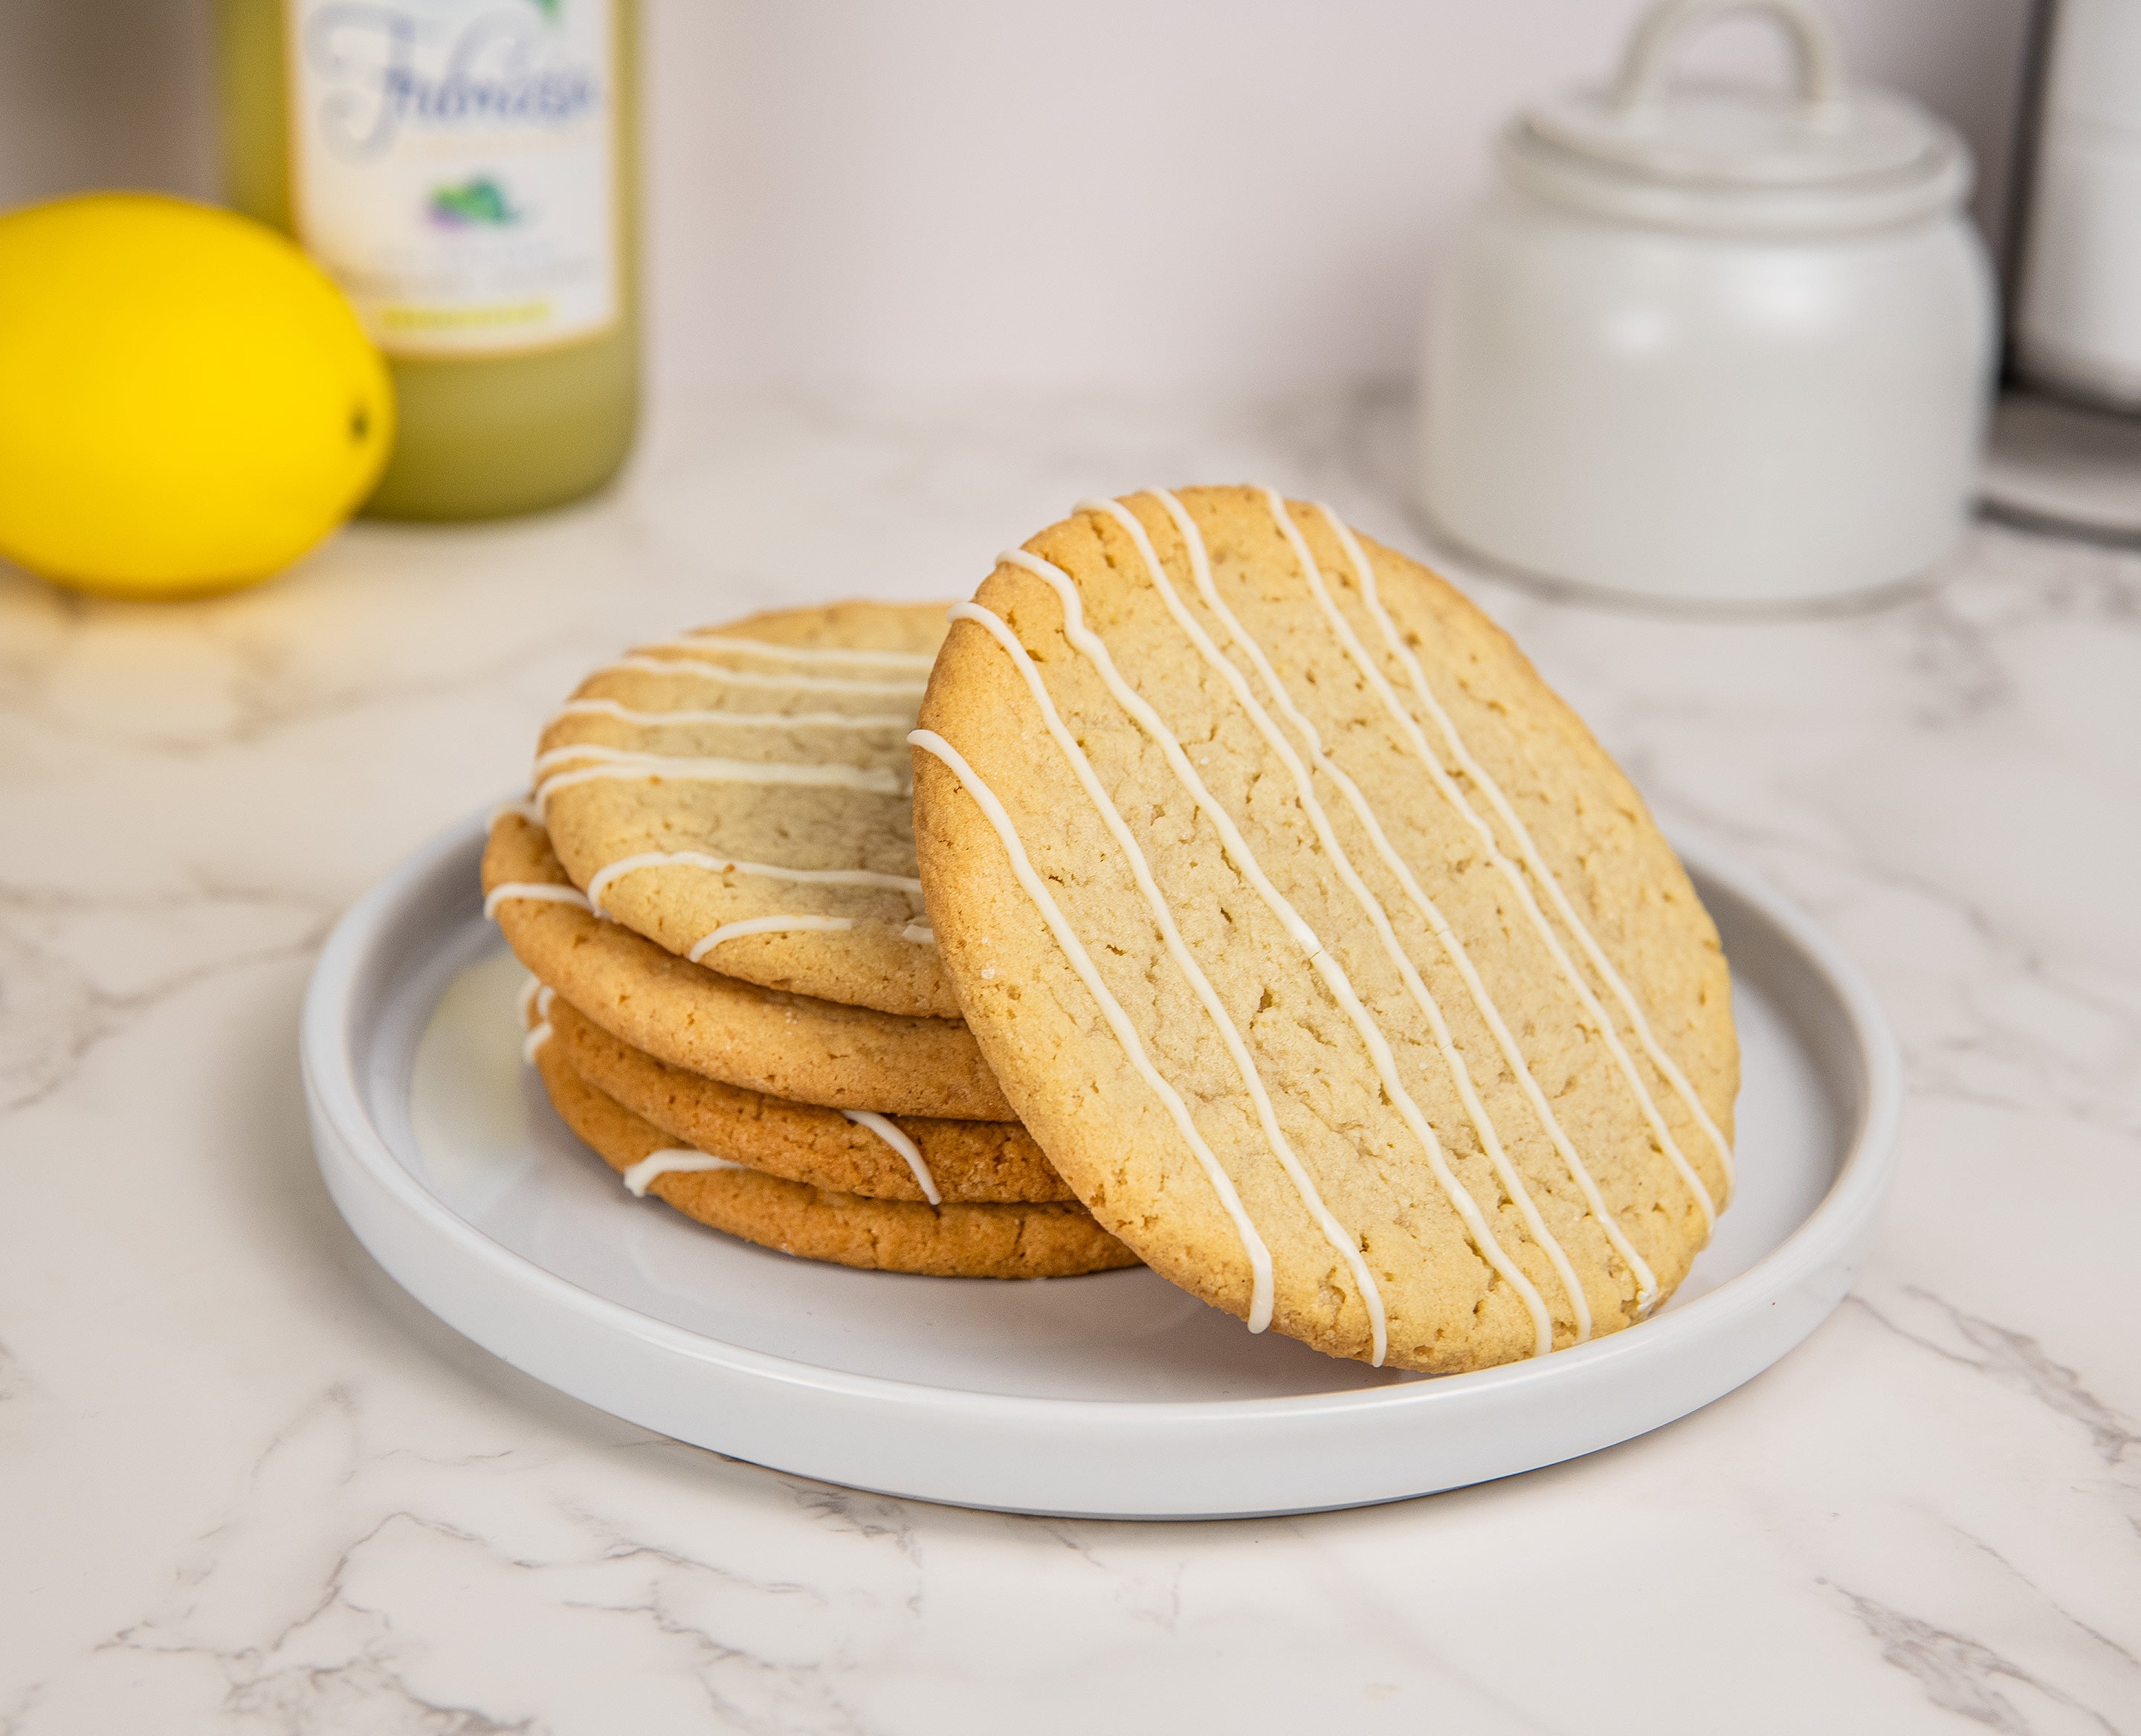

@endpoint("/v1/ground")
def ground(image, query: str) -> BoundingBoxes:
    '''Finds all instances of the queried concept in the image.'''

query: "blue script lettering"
[304,3,598,160]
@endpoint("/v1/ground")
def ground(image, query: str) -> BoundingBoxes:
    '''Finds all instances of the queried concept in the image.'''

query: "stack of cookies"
[483,487,1741,1378]
[480,601,1139,1280]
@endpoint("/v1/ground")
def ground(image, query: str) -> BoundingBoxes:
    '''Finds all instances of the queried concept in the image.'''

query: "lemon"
[0,193,393,598]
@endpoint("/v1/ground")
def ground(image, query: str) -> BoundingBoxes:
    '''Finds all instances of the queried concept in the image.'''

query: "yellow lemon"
[0,192,393,598]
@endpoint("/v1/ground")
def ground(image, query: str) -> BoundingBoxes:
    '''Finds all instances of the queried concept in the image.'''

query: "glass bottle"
[215,0,639,521]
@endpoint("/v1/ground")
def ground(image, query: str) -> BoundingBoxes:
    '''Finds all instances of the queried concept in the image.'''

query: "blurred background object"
[2012,0,2141,408]
[1981,0,2141,544]
[0,191,391,597]
[1418,0,1997,607]
[215,0,640,522]
[0,0,2030,407]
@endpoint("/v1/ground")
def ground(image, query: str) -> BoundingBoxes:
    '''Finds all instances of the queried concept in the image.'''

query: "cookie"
[537,602,958,1018]
[546,993,1072,1204]
[483,811,1014,1120]
[911,485,1737,1374]
[532,1031,1139,1279]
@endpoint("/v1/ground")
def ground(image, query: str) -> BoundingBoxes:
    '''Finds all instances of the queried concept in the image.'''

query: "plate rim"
[303,804,1903,1427]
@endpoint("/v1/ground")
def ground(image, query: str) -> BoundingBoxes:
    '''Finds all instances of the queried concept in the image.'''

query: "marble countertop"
[2,388,2136,1735]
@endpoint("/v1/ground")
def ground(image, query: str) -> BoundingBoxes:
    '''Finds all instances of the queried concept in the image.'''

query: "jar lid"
[1501,0,1972,236]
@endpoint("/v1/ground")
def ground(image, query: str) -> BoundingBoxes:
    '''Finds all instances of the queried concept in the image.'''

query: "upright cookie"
[482,812,1014,1119]
[538,602,958,1017]
[912,485,1737,1374]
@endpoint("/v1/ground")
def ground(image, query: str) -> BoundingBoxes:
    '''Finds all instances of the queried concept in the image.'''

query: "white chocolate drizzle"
[660,633,937,670]
[540,631,938,979]
[686,912,855,964]
[946,596,1391,1362]
[989,546,1552,1355]
[841,1109,941,1204]
[909,726,1277,1332]
[585,850,923,915]
[1269,500,1716,1229]
[1190,498,1670,1301]
[1314,501,1735,1207]
[601,654,926,697]
[1181,515,1667,1311]
[555,697,911,732]
[518,980,557,1063]
[623,1148,747,1196]
[1079,495,1595,1338]
[532,741,906,785]
[548,633,950,993]
[532,747,908,819]
[484,881,592,921]
[1164,496,1644,1327]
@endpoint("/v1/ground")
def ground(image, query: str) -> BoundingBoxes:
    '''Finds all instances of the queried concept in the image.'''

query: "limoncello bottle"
[215,0,639,521]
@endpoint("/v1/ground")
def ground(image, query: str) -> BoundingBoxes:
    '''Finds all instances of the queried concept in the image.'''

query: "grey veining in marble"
[1,388,2136,1735]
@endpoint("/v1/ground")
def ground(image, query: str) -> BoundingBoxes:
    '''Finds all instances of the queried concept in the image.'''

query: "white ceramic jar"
[1419,0,1997,607]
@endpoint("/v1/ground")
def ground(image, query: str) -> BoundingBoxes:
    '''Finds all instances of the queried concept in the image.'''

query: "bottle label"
[285,0,617,357]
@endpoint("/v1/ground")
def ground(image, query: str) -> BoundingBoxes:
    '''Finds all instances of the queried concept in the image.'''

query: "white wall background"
[0,0,2035,401]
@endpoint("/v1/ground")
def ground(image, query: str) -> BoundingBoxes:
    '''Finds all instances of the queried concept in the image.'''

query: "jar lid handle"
[1611,0,1848,120]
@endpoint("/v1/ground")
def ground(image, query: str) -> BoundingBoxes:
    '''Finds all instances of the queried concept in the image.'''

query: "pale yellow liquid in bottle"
[215,0,639,521]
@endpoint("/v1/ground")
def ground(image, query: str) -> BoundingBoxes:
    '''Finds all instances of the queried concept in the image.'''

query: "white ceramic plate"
[303,810,1900,1519]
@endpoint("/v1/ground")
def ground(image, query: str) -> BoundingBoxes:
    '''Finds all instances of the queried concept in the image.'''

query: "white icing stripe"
[595,655,928,697]
[663,633,937,670]
[1163,507,1660,1313]
[555,697,913,732]
[1294,499,1718,1230]
[1320,502,1737,1203]
[483,882,592,920]
[1084,494,1590,1340]
[623,1148,747,1197]
[686,913,855,964]
[949,598,1389,1364]
[1200,499,1659,1309]
[995,547,1554,1358]
[901,923,936,944]
[519,981,556,1065]
[1286,499,1710,1233]
[532,741,906,782]
[533,750,908,818]
[842,1109,941,1205]
[910,727,1277,1332]
[1157,497,1652,1317]
[586,849,923,914]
